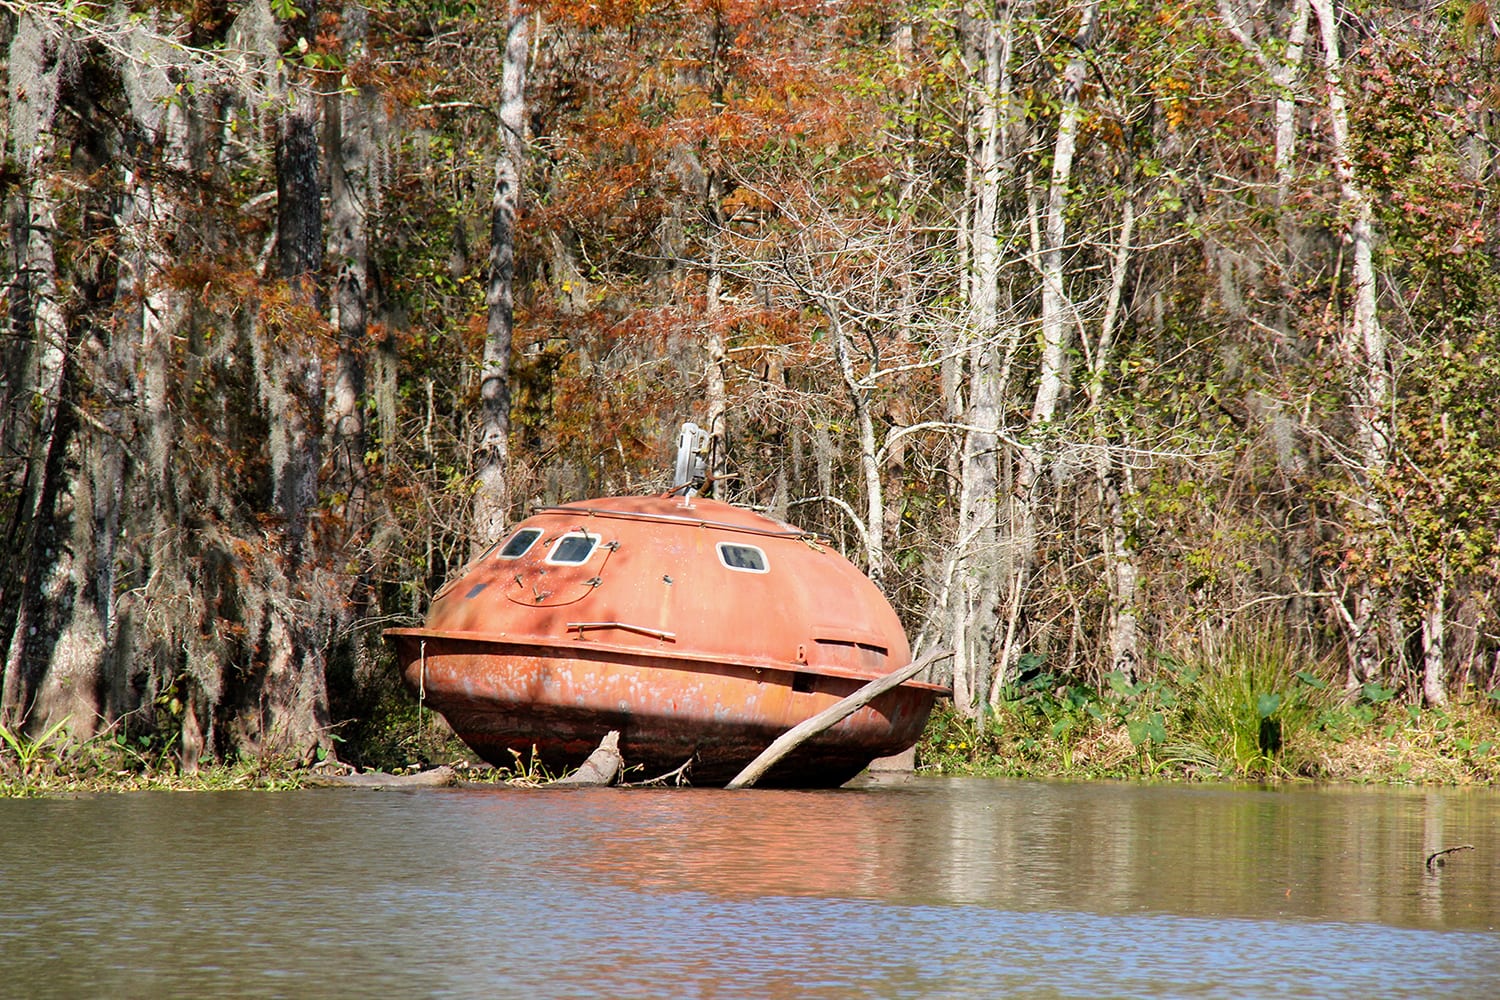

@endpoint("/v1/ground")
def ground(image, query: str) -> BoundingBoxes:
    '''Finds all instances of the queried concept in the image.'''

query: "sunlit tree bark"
[473,2,530,547]
[328,2,372,535]
[1310,0,1393,694]
[1087,199,1138,681]
[1,13,73,734]
[1008,0,1098,685]
[949,2,1012,716]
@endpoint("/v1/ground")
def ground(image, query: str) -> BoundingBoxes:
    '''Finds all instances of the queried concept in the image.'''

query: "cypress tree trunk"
[1,14,73,734]
[238,0,332,761]
[274,101,325,555]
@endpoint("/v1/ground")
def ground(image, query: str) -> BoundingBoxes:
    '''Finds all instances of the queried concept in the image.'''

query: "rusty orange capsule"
[385,492,945,786]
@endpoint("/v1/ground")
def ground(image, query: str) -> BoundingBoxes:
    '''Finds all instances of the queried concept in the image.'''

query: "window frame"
[545,531,602,566]
[716,541,769,574]
[495,527,543,560]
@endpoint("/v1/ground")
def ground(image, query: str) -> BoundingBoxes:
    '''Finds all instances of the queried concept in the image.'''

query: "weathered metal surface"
[384,493,946,787]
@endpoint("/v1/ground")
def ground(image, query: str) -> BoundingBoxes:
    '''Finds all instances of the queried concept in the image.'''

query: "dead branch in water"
[622,757,694,787]
[546,731,623,787]
[1425,845,1474,871]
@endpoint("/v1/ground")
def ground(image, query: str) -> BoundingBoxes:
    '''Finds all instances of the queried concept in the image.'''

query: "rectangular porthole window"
[717,542,768,573]
[547,532,600,565]
[496,527,543,559]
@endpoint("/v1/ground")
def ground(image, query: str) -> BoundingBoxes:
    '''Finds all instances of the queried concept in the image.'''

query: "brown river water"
[2,776,1497,998]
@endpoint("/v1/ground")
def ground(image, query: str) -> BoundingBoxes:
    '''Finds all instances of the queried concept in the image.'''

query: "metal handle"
[566,621,677,642]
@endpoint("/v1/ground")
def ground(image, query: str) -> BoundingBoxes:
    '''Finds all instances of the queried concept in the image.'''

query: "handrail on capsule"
[534,503,814,541]
[566,621,677,642]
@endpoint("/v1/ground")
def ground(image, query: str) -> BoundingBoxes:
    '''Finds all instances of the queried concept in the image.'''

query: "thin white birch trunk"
[704,167,728,499]
[703,14,730,499]
[1009,0,1098,685]
[823,303,885,591]
[950,4,1008,715]
[1086,200,1138,680]
[1422,577,1449,707]
[1311,0,1392,690]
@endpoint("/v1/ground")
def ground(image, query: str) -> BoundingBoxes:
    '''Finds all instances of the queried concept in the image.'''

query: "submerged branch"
[1425,845,1474,871]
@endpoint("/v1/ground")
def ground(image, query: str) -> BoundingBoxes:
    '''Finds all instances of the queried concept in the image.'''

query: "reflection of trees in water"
[579,782,1498,931]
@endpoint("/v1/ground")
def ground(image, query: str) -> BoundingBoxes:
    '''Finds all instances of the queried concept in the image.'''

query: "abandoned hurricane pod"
[384,432,947,787]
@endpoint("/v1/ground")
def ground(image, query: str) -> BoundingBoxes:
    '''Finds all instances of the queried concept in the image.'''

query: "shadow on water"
[3,778,1498,998]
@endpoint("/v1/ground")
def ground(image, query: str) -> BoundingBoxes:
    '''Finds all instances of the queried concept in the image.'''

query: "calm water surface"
[2,776,1497,998]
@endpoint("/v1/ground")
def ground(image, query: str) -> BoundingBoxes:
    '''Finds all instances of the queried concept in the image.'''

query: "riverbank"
[916,693,1500,785]
[6,682,1498,795]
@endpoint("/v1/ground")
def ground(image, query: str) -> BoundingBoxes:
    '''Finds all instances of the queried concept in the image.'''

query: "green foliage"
[922,648,1500,786]
[916,706,1014,776]
[0,718,73,786]
[923,625,1357,781]
[1162,630,1335,777]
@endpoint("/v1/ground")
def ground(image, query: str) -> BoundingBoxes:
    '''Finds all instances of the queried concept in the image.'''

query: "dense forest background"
[2,0,1497,766]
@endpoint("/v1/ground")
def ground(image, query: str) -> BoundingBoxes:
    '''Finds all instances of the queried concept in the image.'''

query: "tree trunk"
[1311,0,1393,691]
[1,14,72,734]
[473,4,530,548]
[702,11,730,499]
[949,3,1010,715]
[1422,577,1449,707]
[1009,0,1098,687]
[236,1,333,762]
[1031,2,1098,435]
[274,102,325,560]
[328,4,372,535]
[1088,199,1138,680]
[812,297,886,592]
[702,160,728,498]
[116,11,205,758]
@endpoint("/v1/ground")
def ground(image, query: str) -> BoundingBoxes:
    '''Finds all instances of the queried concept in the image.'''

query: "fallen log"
[547,730,623,787]
[726,648,949,790]
[304,765,460,789]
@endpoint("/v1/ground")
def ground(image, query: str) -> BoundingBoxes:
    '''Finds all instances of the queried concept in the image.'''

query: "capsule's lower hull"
[386,629,940,787]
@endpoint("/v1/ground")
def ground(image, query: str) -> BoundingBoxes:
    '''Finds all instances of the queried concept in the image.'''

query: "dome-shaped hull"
[384,494,945,786]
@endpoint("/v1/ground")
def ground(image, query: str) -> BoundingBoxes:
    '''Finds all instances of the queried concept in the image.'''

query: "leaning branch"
[725,648,949,790]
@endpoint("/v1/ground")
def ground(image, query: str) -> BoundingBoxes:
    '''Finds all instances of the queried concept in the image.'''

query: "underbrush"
[11,626,1499,793]
[0,680,542,797]
[918,631,1500,785]
[0,717,314,797]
